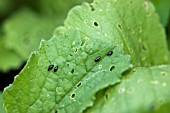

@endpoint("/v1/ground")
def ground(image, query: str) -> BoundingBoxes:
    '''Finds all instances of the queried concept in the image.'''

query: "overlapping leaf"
[64,0,170,66]
[150,0,170,27]
[3,28,131,113]
[3,8,63,60]
[84,65,170,113]
[1,0,93,71]
[0,91,5,113]
[0,36,23,72]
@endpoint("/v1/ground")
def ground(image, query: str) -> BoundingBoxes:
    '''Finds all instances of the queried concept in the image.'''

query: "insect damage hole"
[71,69,74,74]
[71,93,76,98]
[90,4,95,11]
[74,48,78,53]
[141,43,147,51]
[117,24,123,31]
[110,66,115,71]
[129,1,133,5]
[76,82,81,87]
[105,94,108,100]
[93,21,98,27]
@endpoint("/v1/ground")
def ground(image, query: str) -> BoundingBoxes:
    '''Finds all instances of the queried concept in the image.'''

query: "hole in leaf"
[93,22,98,26]
[70,54,73,56]
[148,104,155,112]
[84,20,88,23]
[90,4,95,11]
[117,24,123,31]
[71,69,74,74]
[129,48,133,53]
[105,94,108,99]
[110,66,115,71]
[74,48,78,53]
[129,1,132,4]
[77,82,81,87]
[141,43,147,51]
[71,93,76,98]
[161,71,167,76]
[67,64,69,66]
[55,110,58,113]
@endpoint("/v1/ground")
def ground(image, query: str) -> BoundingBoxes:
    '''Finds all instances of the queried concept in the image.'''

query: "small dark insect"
[54,66,58,72]
[48,64,54,71]
[107,51,113,56]
[95,56,101,62]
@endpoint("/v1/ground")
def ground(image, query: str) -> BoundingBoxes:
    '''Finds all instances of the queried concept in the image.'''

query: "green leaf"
[0,36,23,72]
[150,0,170,27]
[0,91,6,113]
[0,0,11,16]
[65,0,170,66]
[84,65,170,113]
[39,0,93,17]
[3,28,131,113]
[2,0,93,70]
[3,8,63,60]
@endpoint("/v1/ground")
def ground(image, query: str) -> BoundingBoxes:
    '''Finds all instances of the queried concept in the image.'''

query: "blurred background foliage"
[0,0,169,112]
